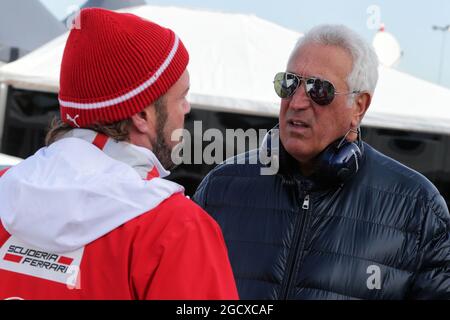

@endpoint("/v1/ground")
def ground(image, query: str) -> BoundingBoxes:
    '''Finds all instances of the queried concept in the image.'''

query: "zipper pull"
[302,194,310,210]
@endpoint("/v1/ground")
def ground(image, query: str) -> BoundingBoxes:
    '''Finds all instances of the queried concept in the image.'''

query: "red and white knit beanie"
[59,8,189,127]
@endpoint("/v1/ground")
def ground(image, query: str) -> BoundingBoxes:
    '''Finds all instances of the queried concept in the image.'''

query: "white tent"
[367,67,450,134]
[0,152,21,167]
[0,5,299,118]
[1,5,450,135]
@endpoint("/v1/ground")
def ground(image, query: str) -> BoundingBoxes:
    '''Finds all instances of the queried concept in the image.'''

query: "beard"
[150,98,178,171]
[152,134,176,171]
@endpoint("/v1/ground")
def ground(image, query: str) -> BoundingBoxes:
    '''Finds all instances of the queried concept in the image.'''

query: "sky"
[40,0,450,89]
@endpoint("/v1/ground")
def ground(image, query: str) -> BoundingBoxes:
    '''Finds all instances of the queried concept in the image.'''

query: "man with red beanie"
[0,8,238,300]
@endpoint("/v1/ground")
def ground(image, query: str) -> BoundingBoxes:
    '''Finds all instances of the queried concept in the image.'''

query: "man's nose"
[288,83,311,110]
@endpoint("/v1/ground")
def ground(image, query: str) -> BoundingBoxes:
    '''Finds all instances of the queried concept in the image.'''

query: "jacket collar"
[61,128,170,180]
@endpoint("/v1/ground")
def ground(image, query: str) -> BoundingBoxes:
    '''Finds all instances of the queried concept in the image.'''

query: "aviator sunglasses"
[273,71,361,106]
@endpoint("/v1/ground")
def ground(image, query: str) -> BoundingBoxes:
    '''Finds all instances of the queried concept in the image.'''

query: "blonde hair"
[46,97,165,145]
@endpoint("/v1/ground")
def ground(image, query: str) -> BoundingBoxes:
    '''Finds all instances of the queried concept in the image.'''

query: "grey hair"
[291,24,379,96]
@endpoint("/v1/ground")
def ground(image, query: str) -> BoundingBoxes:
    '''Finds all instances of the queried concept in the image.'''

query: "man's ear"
[351,92,371,127]
[130,107,154,134]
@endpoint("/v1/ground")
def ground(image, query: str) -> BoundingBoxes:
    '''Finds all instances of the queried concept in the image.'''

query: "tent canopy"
[0,152,21,166]
[1,5,449,135]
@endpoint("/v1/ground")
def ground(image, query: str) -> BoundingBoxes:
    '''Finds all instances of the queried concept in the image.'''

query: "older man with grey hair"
[194,24,450,299]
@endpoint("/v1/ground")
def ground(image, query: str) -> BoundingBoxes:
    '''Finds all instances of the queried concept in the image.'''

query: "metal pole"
[432,25,450,84]
[438,31,446,84]
[0,83,9,150]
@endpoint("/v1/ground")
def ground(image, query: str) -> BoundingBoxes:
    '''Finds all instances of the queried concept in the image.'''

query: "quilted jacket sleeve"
[193,172,210,208]
[408,194,450,299]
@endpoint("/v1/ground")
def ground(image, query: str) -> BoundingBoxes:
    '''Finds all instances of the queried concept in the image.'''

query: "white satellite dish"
[372,24,402,67]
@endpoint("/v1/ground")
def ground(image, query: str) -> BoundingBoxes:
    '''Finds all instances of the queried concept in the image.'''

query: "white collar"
[62,128,170,179]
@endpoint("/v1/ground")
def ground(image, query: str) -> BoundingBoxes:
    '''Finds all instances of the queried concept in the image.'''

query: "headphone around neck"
[314,127,363,184]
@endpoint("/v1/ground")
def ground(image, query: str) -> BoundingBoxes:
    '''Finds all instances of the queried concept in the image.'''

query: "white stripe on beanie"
[59,35,180,110]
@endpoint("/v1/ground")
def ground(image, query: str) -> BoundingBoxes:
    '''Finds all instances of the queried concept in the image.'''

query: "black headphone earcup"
[315,140,362,183]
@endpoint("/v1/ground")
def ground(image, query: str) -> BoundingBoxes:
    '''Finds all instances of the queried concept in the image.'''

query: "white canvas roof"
[367,67,450,134]
[1,5,449,135]
[0,152,21,167]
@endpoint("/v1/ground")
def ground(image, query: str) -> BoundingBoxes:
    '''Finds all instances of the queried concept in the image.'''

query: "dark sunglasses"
[273,72,361,106]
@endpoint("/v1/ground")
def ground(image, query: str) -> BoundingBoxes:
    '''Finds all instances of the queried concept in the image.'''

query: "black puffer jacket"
[193,133,450,300]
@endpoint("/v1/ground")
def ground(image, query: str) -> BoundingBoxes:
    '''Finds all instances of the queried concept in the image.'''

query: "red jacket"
[0,191,238,300]
[0,134,238,300]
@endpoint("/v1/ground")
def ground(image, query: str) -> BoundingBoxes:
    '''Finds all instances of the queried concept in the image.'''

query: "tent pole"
[0,83,8,149]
